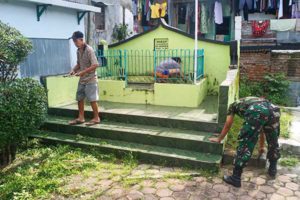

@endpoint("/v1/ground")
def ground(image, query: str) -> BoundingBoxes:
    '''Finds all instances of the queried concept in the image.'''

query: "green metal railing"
[197,49,204,80]
[97,49,127,82]
[96,49,204,84]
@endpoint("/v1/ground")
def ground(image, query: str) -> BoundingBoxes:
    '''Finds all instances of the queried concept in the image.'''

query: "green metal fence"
[96,49,204,84]
[97,49,127,81]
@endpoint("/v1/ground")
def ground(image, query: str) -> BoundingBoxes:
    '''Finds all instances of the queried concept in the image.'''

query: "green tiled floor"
[56,96,218,122]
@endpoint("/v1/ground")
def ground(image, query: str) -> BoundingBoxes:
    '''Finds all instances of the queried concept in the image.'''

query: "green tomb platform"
[32,20,240,170]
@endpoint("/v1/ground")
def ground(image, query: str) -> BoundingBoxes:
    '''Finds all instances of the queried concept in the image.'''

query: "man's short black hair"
[70,31,84,40]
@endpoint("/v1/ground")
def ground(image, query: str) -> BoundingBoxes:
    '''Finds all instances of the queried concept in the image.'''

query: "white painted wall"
[0,0,85,68]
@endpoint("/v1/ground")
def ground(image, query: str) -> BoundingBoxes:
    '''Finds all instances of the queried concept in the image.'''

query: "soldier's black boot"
[268,160,277,178]
[223,167,242,188]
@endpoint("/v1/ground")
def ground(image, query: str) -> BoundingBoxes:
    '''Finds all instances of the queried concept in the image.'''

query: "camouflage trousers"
[234,103,281,168]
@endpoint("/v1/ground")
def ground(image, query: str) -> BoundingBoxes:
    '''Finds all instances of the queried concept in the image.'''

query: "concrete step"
[43,116,224,154]
[30,131,222,170]
[48,108,219,132]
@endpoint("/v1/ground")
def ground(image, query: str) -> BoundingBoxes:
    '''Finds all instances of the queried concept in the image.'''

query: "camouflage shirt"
[227,97,269,117]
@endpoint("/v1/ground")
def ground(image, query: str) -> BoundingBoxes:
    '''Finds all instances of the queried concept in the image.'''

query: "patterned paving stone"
[286,182,299,191]
[238,195,253,200]
[172,191,190,200]
[192,177,206,183]
[169,184,185,192]
[155,182,169,189]
[202,188,219,198]
[259,185,276,194]
[256,177,266,185]
[141,187,156,194]
[166,179,182,185]
[156,188,173,197]
[199,181,213,189]
[212,184,229,193]
[219,192,237,200]
[189,194,208,200]
[286,197,299,200]
[130,184,142,191]
[248,189,267,199]
[107,188,125,198]
[141,180,155,187]
[286,174,298,178]
[160,197,175,200]
[126,190,144,200]
[243,171,254,178]
[229,187,248,196]
[96,195,112,200]
[99,179,113,187]
[52,158,300,200]
[212,177,223,184]
[243,181,257,190]
[276,187,294,197]
[144,194,158,200]
[277,175,291,183]
[270,193,285,200]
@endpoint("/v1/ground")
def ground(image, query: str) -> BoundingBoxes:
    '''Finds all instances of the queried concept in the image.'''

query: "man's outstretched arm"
[209,115,234,143]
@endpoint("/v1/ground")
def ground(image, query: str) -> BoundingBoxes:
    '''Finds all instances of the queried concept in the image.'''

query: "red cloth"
[252,20,270,37]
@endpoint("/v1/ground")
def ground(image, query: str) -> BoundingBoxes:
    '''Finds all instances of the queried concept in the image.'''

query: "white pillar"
[194,0,198,84]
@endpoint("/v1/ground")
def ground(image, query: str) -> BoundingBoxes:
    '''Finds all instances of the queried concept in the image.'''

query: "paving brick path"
[54,164,300,200]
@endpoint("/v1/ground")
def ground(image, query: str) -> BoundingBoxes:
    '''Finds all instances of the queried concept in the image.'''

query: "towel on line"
[296,19,300,32]
[270,19,297,31]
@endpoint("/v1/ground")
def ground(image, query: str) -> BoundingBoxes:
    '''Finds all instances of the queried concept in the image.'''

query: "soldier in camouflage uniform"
[209,97,281,187]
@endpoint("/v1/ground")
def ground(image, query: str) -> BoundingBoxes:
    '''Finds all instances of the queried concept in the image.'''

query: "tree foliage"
[0,20,32,83]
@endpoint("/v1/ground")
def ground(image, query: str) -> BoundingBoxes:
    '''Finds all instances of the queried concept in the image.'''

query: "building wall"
[109,26,232,93]
[240,50,300,106]
[0,0,85,77]
[0,1,84,39]
[88,0,134,48]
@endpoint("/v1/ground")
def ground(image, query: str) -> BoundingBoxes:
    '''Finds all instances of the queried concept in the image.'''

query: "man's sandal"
[68,119,85,125]
[85,120,100,126]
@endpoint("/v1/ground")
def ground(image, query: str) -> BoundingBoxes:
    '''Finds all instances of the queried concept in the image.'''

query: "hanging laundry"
[200,4,208,34]
[144,0,151,15]
[239,0,253,10]
[295,19,300,31]
[214,0,223,25]
[150,2,167,19]
[160,2,167,17]
[270,19,297,31]
[292,0,300,18]
[278,0,283,18]
[252,20,270,37]
[132,0,137,16]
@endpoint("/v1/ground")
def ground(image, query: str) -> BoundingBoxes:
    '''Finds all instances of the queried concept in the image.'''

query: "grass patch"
[225,110,293,154]
[0,141,137,200]
[280,109,293,139]
[279,156,300,168]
